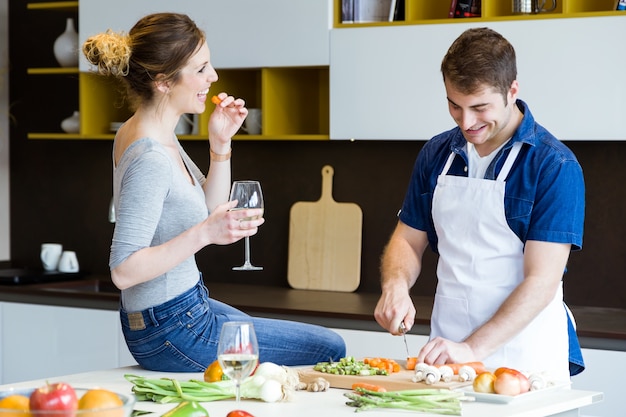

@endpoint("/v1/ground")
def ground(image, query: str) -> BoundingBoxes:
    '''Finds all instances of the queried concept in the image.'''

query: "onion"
[259,379,283,403]
[473,371,496,393]
[494,371,522,396]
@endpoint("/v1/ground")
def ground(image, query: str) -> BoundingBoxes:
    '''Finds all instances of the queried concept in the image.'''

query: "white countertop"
[0,366,602,417]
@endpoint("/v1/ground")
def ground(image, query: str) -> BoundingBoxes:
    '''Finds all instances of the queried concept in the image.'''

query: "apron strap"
[496,141,524,181]
[441,151,457,175]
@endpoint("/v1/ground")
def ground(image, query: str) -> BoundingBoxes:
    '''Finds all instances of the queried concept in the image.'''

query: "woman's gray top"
[110,137,208,312]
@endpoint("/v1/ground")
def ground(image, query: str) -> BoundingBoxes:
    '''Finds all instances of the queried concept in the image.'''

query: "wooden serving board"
[287,165,362,292]
[297,367,472,391]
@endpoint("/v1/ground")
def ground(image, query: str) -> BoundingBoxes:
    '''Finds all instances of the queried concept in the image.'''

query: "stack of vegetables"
[126,362,306,404]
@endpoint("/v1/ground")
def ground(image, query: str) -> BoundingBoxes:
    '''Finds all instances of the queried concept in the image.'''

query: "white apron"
[430,142,569,381]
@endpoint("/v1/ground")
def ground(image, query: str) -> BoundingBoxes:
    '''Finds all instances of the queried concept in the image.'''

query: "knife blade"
[399,321,410,358]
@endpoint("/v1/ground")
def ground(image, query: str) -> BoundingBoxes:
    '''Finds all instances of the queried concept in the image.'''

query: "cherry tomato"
[203,360,224,382]
[226,411,255,417]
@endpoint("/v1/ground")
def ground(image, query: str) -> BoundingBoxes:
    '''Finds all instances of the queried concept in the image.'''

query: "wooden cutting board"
[287,165,362,292]
[297,367,471,391]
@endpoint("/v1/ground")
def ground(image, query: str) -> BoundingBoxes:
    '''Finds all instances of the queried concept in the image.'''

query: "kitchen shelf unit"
[25,1,82,140]
[26,1,330,141]
[215,67,330,141]
[334,0,624,27]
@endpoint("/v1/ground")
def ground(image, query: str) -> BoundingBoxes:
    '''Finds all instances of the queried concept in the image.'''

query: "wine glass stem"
[235,381,241,402]
[243,236,252,265]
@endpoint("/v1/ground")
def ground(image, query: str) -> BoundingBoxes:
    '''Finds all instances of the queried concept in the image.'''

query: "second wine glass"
[229,180,264,271]
[217,321,259,402]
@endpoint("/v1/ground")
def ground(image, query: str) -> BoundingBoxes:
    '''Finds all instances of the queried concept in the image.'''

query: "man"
[374,27,585,381]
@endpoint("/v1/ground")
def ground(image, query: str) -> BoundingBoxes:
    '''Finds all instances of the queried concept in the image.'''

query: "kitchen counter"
[0,277,625,350]
[0,366,603,417]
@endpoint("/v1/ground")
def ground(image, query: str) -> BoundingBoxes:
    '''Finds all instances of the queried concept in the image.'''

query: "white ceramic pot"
[53,18,79,67]
[61,110,80,133]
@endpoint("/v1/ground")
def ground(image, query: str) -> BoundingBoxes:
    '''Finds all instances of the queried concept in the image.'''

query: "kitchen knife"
[399,321,410,358]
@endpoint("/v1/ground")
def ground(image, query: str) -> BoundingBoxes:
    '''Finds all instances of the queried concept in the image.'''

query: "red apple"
[29,382,78,417]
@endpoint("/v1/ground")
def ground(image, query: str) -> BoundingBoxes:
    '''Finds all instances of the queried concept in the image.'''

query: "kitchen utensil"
[399,321,410,358]
[513,0,556,14]
[288,165,362,292]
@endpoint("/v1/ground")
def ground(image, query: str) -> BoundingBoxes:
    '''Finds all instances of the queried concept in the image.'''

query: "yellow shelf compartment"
[27,1,78,11]
[202,68,261,138]
[204,67,329,141]
[484,0,562,18]
[405,1,455,21]
[564,0,621,14]
[79,72,133,137]
[262,67,329,139]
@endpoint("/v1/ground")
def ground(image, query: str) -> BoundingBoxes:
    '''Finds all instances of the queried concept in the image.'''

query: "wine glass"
[217,321,259,402]
[229,180,264,271]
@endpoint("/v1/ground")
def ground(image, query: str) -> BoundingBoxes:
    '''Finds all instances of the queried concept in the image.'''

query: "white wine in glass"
[217,321,259,402]
[229,180,264,271]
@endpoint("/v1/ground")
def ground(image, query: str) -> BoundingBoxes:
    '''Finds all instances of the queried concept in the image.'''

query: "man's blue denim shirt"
[399,99,585,254]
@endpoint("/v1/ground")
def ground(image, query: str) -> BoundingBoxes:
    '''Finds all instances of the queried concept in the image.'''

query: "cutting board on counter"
[297,367,471,391]
[288,165,362,292]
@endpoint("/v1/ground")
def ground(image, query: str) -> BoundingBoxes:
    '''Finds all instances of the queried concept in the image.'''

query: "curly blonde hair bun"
[82,30,131,77]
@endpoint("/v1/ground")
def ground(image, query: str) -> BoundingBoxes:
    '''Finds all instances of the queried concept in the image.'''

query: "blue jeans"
[120,279,346,372]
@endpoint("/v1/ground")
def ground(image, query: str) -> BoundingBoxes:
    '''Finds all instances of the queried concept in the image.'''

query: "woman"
[83,12,345,372]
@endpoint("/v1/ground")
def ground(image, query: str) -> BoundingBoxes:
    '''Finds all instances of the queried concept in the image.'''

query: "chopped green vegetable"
[313,356,388,376]
[345,387,467,415]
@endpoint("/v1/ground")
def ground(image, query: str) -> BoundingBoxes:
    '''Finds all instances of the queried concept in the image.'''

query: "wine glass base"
[232,265,263,271]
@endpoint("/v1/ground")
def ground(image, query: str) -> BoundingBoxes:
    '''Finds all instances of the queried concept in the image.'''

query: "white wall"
[0,0,10,261]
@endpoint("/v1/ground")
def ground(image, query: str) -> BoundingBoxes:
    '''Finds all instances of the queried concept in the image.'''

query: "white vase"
[61,111,80,133]
[53,18,78,67]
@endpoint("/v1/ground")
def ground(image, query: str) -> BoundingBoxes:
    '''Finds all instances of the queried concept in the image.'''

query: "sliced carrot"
[362,357,401,373]
[368,358,381,368]
[352,382,387,393]
[406,357,419,371]
[211,95,222,105]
